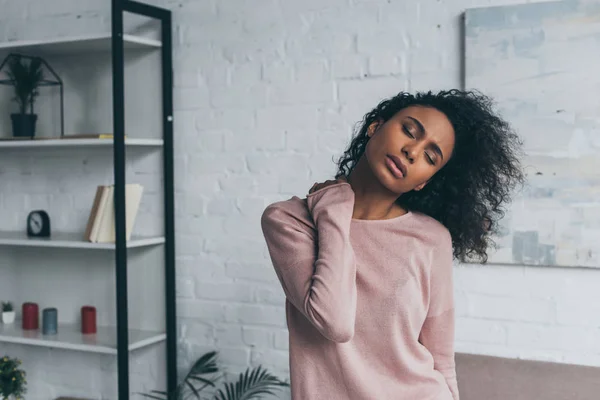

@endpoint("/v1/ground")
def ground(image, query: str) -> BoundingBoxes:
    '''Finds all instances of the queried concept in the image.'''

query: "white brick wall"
[2,0,600,398]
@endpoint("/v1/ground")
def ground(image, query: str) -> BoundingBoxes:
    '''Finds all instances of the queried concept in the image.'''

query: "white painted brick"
[236,197,270,217]
[506,323,595,352]
[221,36,286,64]
[210,83,268,108]
[219,177,258,196]
[216,0,278,17]
[367,54,406,77]
[174,87,210,110]
[222,215,264,238]
[330,54,366,79]
[250,348,290,371]
[279,177,314,196]
[262,60,295,83]
[181,255,229,282]
[256,104,319,130]
[169,0,217,24]
[225,304,286,327]
[357,30,409,55]
[176,234,207,257]
[246,153,310,176]
[200,64,229,89]
[204,237,266,262]
[467,293,556,324]
[215,324,244,347]
[274,330,290,350]
[268,81,336,105]
[255,286,286,306]
[294,59,330,82]
[242,326,274,348]
[286,32,355,59]
[195,282,254,303]
[282,0,348,12]
[337,76,409,107]
[225,261,279,284]
[285,129,319,153]
[455,317,508,344]
[214,346,251,367]
[206,197,239,216]
[178,299,227,323]
[176,276,195,299]
[456,264,529,298]
[223,128,285,152]
[188,154,246,175]
[182,320,216,346]
[175,193,206,217]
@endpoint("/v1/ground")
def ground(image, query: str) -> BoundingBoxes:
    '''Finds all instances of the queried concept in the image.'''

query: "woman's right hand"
[308,175,348,195]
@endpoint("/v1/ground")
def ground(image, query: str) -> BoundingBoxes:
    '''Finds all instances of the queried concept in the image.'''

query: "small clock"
[27,210,51,237]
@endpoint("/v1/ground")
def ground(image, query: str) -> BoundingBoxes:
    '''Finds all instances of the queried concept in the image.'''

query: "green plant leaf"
[212,365,288,400]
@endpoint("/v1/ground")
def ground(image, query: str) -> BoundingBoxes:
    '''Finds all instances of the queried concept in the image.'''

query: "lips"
[387,154,407,177]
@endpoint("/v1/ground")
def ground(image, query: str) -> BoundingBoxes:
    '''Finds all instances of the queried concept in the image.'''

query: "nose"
[402,146,415,164]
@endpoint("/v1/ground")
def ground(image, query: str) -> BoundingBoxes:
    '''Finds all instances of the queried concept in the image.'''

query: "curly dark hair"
[334,89,525,264]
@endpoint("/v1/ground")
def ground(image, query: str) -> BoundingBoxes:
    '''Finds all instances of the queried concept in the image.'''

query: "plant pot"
[2,311,15,324]
[11,113,38,138]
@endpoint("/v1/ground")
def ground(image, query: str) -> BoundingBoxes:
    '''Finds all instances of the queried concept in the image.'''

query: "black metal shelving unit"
[112,1,176,399]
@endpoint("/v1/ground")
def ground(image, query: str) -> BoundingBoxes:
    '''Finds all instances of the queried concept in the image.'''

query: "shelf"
[0,232,165,249]
[0,323,166,355]
[0,33,161,56]
[0,138,163,148]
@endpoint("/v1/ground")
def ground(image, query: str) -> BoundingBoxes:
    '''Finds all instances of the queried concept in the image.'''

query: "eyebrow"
[406,116,444,161]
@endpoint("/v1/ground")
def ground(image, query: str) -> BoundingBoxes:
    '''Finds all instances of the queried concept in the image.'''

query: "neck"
[347,156,407,220]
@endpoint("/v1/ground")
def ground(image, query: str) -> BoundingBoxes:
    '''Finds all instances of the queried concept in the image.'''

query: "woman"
[260,89,524,400]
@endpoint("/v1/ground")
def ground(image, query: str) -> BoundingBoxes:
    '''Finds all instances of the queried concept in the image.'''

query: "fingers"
[309,177,347,194]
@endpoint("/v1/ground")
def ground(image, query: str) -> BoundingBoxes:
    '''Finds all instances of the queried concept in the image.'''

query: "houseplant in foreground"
[0,355,27,400]
[4,54,44,138]
[1,302,15,324]
[141,350,289,400]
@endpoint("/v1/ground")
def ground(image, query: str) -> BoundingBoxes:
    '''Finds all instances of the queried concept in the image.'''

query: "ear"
[414,181,428,191]
[367,119,383,138]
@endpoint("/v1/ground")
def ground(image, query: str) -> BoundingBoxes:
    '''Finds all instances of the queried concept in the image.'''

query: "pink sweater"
[260,181,459,400]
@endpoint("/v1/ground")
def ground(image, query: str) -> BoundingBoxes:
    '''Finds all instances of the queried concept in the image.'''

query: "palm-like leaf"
[5,55,44,114]
[213,366,289,400]
[140,351,288,400]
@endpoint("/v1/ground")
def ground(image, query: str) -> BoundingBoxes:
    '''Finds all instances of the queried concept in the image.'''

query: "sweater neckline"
[351,210,413,224]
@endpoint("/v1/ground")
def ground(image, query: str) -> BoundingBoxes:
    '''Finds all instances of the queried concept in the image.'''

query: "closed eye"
[426,152,436,165]
[403,125,414,138]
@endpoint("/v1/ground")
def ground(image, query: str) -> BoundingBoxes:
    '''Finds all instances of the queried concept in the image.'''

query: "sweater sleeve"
[418,229,460,400]
[260,182,357,343]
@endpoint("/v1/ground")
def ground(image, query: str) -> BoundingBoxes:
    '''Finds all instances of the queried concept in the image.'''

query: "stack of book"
[84,184,143,243]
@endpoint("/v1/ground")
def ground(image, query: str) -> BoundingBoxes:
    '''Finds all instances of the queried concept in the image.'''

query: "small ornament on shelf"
[81,305,96,334]
[1,301,15,324]
[26,210,51,238]
[0,52,65,138]
[42,308,58,335]
[21,302,39,330]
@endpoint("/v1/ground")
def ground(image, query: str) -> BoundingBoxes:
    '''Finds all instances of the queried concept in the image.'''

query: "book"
[84,184,143,243]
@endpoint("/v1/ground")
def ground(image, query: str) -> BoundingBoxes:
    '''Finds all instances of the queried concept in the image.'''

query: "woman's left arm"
[418,229,460,400]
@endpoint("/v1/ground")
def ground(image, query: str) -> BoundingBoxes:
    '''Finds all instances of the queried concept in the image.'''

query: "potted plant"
[141,350,289,400]
[5,54,44,138]
[0,355,27,400]
[1,303,15,324]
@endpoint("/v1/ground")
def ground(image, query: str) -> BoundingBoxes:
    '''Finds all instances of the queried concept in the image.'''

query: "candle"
[42,308,58,335]
[81,305,96,334]
[22,302,39,330]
